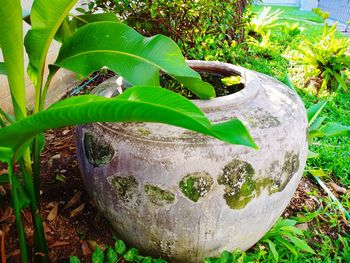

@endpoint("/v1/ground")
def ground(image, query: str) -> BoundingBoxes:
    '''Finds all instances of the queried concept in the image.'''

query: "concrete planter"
[300,0,318,11]
[76,61,308,263]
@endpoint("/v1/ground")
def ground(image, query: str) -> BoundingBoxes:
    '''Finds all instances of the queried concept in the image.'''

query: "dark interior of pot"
[160,66,244,99]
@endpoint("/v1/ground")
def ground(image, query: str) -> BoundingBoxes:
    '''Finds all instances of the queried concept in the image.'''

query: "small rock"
[296,223,308,231]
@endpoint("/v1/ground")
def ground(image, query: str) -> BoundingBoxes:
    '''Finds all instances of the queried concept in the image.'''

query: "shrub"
[290,23,350,95]
[81,0,251,58]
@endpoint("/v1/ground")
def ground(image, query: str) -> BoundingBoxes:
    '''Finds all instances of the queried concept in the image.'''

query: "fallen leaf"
[48,241,70,248]
[62,129,70,136]
[51,154,61,160]
[296,223,308,231]
[329,182,347,194]
[65,191,82,209]
[47,202,59,222]
[0,208,14,223]
[80,240,91,256]
[87,240,98,251]
[70,203,85,218]
[0,186,6,196]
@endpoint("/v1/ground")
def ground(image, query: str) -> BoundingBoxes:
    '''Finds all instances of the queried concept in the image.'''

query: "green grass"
[252,5,324,23]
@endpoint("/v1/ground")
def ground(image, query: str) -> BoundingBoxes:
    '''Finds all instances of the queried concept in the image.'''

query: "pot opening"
[160,69,244,99]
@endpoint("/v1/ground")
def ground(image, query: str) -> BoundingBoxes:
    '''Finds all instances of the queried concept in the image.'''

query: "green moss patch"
[84,133,114,167]
[144,184,175,206]
[179,172,213,202]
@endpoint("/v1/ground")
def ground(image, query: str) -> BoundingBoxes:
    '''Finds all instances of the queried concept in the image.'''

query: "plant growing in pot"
[0,0,256,262]
[75,56,308,262]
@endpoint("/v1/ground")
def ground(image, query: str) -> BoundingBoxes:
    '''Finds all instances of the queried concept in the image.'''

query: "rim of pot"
[186,60,260,110]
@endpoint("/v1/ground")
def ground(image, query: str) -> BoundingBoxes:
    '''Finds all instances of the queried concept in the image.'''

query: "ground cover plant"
[0,1,349,262]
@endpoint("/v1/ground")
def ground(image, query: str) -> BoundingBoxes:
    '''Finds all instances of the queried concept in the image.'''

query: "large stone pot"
[76,61,308,262]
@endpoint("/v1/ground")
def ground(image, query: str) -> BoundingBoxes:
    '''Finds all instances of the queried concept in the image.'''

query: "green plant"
[290,23,350,95]
[0,1,256,262]
[82,0,251,59]
[70,239,167,263]
[245,6,283,38]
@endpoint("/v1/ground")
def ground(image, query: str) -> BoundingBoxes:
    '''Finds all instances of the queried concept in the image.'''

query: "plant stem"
[33,137,41,201]
[20,159,49,262]
[8,163,29,262]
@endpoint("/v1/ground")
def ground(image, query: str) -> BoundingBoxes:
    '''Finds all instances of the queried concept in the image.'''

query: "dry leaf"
[65,191,82,209]
[329,182,347,194]
[87,240,98,251]
[49,241,70,248]
[0,186,6,196]
[70,203,85,218]
[47,202,59,222]
[62,129,70,136]
[51,154,61,160]
[80,240,91,256]
[296,223,308,231]
[0,208,14,223]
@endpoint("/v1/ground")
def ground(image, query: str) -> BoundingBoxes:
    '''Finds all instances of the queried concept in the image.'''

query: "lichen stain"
[278,151,300,192]
[84,133,114,167]
[137,127,151,137]
[179,172,213,202]
[144,184,175,206]
[218,160,278,209]
[109,176,139,205]
[244,108,280,129]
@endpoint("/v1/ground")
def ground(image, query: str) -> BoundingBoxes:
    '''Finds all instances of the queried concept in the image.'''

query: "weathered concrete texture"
[76,61,308,263]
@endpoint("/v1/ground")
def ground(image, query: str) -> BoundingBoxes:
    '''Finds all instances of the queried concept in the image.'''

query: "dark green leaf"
[54,21,215,99]
[285,234,315,254]
[218,250,233,263]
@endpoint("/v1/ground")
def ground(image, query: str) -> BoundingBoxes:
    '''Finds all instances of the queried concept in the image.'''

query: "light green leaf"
[123,248,139,261]
[285,234,315,254]
[307,150,319,159]
[221,76,241,86]
[308,169,328,177]
[275,237,297,256]
[319,122,350,137]
[114,239,126,255]
[24,0,78,93]
[0,62,6,75]
[309,116,326,132]
[54,21,215,99]
[106,247,118,263]
[307,100,327,126]
[0,87,256,162]
[0,0,27,120]
[282,74,297,92]
[265,239,278,262]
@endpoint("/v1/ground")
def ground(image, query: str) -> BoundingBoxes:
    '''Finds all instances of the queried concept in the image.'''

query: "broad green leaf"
[0,87,256,157]
[115,239,126,255]
[319,122,350,137]
[280,226,303,236]
[275,237,297,256]
[54,21,215,99]
[0,0,27,120]
[285,234,315,254]
[24,0,78,91]
[0,62,6,75]
[0,146,14,164]
[282,74,297,92]
[12,175,30,209]
[265,239,278,262]
[92,246,104,263]
[307,100,327,126]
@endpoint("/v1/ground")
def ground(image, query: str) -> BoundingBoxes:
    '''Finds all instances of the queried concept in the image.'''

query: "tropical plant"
[245,6,283,39]
[290,23,350,94]
[0,1,256,262]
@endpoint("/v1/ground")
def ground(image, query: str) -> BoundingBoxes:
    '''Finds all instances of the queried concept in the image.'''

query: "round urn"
[76,61,308,263]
